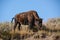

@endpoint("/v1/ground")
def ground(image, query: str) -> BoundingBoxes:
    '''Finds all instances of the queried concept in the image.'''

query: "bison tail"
[11,17,15,23]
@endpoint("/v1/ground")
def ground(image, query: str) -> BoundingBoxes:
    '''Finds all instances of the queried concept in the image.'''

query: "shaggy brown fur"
[11,10,42,31]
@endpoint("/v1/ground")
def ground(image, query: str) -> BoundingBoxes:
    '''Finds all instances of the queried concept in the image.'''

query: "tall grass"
[0,18,60,40]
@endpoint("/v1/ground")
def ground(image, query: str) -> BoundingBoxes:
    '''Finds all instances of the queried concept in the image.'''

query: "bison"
[11,10,42,32]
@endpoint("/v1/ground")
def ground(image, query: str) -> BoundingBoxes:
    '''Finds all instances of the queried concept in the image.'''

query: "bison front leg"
[28,16,34,30]
[29,22,33,29]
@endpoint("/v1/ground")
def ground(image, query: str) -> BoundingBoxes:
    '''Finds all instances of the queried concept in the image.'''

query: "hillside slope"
[0,18,60,40]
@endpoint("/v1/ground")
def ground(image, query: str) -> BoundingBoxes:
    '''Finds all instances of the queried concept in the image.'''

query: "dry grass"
[46,18,60,30]
[0,18,60,40]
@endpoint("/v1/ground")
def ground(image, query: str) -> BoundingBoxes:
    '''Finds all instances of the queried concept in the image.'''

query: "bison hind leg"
[14,23,17,32]
[18,22,21,30]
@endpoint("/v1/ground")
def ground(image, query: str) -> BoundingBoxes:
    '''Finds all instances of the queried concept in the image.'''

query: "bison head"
[35,18,42,30]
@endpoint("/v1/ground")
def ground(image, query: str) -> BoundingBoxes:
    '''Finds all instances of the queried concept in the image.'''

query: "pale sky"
[0,0,60,22]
